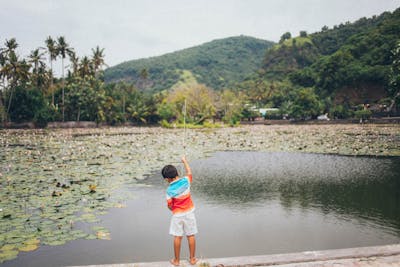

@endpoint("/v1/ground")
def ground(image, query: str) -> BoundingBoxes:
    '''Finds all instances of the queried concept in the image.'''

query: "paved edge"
[68,243,400,267]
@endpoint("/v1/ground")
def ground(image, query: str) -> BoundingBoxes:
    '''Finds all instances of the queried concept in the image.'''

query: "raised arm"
[181,156,192,178]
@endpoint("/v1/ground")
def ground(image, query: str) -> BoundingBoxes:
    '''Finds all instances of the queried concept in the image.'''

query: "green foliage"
[262,8,400,107]
[389,41,400,96]
[264,110,282,120]
[279,32,292,44]
[354,109,372,120]
[262,36,319,80]
[34,104,54,127]
[218,90,244,125]
[7,86,46,123]
[64,77,106,123]
[105,36,275,91]
[283,87,323,119]
[157,102,175,122]
[300,31,308,37]
[159,119,172,128]
[241,106,259,121]
[330,104,354,119]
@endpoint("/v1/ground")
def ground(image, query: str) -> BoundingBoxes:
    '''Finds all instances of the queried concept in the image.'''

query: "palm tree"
[67,50,79,77]
[0,38,30,121]
[0,38,18,56]
[91,46,105,76]
[57,36,73,121]
[28,48,46,88]
[79,56,93,78]
[45,36,58,106]
[5,54,30,118]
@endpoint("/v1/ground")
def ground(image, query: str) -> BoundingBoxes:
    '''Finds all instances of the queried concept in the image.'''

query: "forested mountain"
[104,36,275,91]
[260,7,400,106]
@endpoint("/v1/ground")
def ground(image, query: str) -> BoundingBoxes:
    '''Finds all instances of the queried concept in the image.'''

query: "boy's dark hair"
[162,165,178,179]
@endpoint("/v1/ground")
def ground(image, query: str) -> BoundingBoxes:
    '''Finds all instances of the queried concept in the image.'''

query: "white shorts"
[169,211,198,237]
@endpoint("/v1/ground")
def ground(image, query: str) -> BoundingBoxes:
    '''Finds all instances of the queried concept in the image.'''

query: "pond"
[2,151,399,266]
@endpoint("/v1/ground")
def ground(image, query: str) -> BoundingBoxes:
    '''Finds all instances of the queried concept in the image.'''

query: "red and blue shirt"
[166,174,194,215]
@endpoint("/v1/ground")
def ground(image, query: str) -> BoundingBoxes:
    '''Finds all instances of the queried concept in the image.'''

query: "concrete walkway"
[69,244,400,267]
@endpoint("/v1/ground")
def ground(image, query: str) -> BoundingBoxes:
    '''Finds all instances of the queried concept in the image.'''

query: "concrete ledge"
[69,244,400,267]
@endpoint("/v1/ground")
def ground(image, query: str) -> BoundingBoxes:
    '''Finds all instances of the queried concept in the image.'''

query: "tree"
[279,32,292,44]
[91,46,105,76]
[45,36,58,106]
[135,68,150,90]
[167,83,216,124]
[28,48,47,89]
[79,56,93,78]
[157,101,175,122]
[217,90,243,125]
[7,86,47,123]
[126,90,151,124]
[57,36,73,121]
[287,87,322,119]
[388,41,400,113]
[65,77,106,123]
[67,50,80,77]
[300,31,308,37]
[0,39,31,121]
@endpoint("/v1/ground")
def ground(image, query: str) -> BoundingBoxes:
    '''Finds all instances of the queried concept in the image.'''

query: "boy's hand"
[181,156,187,163]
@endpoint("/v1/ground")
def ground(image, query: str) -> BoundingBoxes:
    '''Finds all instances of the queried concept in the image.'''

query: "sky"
[1,0,399,71]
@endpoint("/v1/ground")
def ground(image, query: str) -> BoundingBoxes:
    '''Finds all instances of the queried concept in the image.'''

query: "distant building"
[258,108,280,117]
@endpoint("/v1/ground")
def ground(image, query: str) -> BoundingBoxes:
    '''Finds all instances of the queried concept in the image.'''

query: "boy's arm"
[181,156,192,181]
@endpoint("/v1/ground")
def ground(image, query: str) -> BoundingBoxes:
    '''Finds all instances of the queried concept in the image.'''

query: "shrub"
[354,109,372,120]
[160,119,172,128]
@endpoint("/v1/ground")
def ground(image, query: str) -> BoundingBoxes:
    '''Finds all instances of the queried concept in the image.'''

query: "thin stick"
[183,98,187,155]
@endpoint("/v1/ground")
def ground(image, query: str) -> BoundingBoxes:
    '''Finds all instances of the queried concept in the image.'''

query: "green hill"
[104,36,275,91]
[260,8,400,105]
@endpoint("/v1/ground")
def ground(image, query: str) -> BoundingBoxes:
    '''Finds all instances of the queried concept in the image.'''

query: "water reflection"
[192,152,400,232]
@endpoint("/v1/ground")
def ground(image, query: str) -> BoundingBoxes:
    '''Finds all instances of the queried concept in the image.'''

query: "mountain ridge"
[104,35,275,91]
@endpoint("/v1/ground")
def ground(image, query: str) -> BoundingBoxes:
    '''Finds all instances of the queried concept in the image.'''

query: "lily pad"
[0,249,19,262]
[80,213,98,223]
[44,240,66,246]
[1,244,16,251]
[18,244,38,252]
[96,231,111,240]
[23,238,40,245]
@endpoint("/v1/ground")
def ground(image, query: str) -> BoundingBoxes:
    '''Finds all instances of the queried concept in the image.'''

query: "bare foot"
[189,257,198,265]
[170,259,180,266]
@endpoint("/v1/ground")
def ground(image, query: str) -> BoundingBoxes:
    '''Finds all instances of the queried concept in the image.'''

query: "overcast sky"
[1,0,399,69]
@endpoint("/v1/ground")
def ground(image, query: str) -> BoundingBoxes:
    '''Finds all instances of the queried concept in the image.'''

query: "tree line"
[1,34,399,128]
[0,36,108,126]
[0,37,253,127]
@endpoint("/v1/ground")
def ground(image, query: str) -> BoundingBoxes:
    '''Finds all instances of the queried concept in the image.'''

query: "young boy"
[162,156,198,266]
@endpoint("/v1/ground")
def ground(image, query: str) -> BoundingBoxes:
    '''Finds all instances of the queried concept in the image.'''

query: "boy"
[162,156,198,266]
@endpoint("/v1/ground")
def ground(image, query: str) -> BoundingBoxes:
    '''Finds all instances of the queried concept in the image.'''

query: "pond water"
[2,151,400,266]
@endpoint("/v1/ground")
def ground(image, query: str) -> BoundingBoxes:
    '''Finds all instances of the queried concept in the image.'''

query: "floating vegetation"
[0,124,399,263]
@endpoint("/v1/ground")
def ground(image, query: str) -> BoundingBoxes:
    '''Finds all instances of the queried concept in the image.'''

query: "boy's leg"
[187,235,197,264]
[172,236,183,265]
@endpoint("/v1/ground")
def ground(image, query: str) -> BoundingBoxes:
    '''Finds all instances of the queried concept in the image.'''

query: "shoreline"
[67,244,400,267]
[1,116,399,129]
[1,123,399,157]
